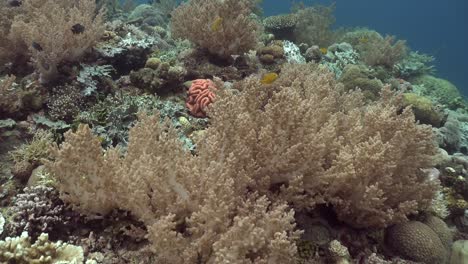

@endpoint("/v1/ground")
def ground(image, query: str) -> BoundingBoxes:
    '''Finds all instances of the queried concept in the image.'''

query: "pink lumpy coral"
[186,79,218,118]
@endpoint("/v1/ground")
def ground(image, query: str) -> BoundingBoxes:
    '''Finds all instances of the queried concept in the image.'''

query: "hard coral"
[186,79,218,118]
[384,217,452,263]
[0,232,84,263]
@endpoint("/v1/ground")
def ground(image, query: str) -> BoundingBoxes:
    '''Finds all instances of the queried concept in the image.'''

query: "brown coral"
[46,113,301,263]
[9,0,105,83]
[171,0,261,59]
[385,220,448,263]
[204,63,437,228]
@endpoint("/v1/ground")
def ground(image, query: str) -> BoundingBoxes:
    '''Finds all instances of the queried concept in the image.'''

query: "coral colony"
[0,0,468,263]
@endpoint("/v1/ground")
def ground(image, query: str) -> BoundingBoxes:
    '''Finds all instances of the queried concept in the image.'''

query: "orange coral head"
[186,79,218,118]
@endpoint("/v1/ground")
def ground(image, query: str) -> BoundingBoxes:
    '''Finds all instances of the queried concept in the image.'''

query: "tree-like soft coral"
[46,63,438,261]
[204,63,437,228]
[340,29,408,69]
[0,2,24,68]
[171,0,261,59]
[9,0,105,83]
[45,113,301,263]
[293,3,337,47]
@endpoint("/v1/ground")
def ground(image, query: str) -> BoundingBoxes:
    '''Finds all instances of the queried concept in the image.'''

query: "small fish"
[260,72,278,84]
[7,0,22,7]
[31,41,43,51]
[71,23,85,34]
[359,37,369,43]
[210,17,223,32]
[320,47,328,54]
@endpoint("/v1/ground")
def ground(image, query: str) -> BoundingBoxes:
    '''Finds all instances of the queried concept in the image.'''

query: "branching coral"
[171,0,261,59]
[46,113,300,263]
[341,29,408,68]
[0,232,84,263]
[204,63,437,228]
[293,3,336,47]
[9,0,105,83]
[0,2,24,68]
[0,75,20,117]
[7,186,73,239]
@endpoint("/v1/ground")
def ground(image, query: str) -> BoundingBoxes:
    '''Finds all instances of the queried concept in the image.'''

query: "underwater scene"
[1,0,468,263]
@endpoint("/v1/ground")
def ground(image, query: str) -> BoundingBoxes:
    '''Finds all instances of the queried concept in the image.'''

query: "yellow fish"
[359,37,369,43]
[211,17,223,32]
[260,72,278,84]
[320,47,328,54]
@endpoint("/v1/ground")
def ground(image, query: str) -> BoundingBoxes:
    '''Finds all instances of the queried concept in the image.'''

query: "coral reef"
[208,63,437,229]
[1,1,466,263]
[451,240,468,264]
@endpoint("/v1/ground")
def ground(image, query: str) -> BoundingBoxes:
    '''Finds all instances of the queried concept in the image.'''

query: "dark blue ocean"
[264,0,468,97]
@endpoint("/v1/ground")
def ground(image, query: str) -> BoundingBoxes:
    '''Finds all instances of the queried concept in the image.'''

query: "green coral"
[402,93,445,127]
[0,232,83,264]
[451,240,468,264]
[410,75,465,110]
[339,64,383,101]
[9,129,54,181]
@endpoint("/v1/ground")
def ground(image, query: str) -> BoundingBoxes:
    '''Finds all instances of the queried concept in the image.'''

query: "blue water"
[263,0,468,97]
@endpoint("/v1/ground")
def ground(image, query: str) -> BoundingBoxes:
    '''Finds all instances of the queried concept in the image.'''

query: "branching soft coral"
[46,113,301,263]
[204,63,437,228]
[171,0,261,59]
[9,0,105,83]
[46,63,438,262]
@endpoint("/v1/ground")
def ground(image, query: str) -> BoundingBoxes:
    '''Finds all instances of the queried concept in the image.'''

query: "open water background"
[264,0,468,96]
[138,0,468,96]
